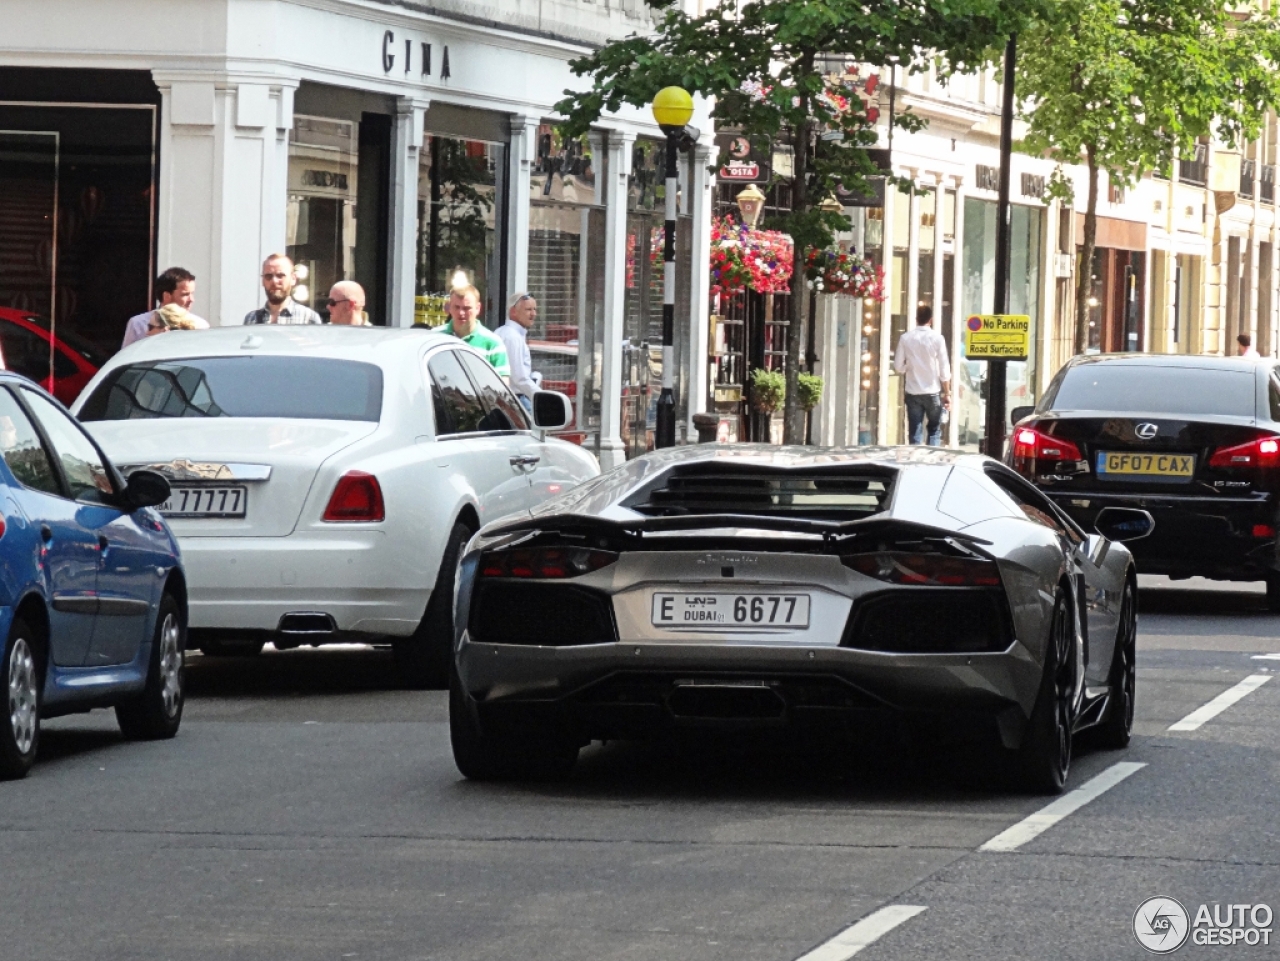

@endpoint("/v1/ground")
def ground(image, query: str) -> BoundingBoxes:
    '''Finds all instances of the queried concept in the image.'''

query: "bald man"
[243,253,322,325]
[327,281,370,326]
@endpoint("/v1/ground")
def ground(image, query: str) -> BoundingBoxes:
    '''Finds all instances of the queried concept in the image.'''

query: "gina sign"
[381,30,452,79]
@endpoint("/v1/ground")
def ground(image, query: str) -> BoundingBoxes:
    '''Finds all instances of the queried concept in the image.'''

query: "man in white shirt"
[495,292,542,412]
[893,305,952,446]
[121,267,210,347]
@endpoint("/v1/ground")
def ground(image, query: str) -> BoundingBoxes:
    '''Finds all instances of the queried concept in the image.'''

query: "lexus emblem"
[1135,422,1159,440]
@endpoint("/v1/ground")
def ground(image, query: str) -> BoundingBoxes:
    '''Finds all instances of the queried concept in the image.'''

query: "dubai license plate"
[651,592,810,629]
[160,485,247,517]
[1096,451,1195,478]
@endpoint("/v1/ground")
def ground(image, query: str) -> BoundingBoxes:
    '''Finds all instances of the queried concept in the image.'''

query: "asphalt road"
[2,576,1277,961]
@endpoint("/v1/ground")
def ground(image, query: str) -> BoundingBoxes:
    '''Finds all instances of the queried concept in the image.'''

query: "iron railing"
[1177,143,1208,186]
[1240,159,1256,199]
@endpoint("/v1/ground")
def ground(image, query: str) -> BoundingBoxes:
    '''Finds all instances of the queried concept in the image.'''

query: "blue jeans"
[906,392,944,446]
[518,394,533,414]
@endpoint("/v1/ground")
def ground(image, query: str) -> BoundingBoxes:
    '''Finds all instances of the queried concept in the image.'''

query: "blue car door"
[0,387,98,667]
[20,388,153,667]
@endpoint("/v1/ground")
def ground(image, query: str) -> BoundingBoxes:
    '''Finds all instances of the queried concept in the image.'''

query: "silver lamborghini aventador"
[449,445,1153,793]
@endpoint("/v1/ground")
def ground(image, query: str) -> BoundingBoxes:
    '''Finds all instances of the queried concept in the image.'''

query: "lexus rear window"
[1046,366,1255,417]
[78,357,383,422]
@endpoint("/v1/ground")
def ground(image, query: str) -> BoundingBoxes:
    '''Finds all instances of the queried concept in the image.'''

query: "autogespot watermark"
[1133,897,1274,953]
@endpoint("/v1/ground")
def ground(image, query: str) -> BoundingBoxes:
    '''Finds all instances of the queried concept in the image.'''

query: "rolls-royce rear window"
[1047,366,1254,417]
[78,357,383,422]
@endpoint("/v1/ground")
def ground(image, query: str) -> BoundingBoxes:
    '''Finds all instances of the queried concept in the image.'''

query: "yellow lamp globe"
[651,86,694,129]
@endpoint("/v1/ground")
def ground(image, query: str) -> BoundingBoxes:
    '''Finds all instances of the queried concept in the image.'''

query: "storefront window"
[528,126,604,453]
[287,116,358,318]
[0,103,156,358]
[416,135,506,324]
[961,197,1044,435]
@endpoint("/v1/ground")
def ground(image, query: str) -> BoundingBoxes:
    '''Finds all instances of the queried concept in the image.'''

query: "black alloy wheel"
[1009,588,1075,794]
[117,593,186,740]
[1095,579,1137,749]
[1266,572,1280,614]
[0,618,41,780]
[448,669,578,782]
[394,521,473,690]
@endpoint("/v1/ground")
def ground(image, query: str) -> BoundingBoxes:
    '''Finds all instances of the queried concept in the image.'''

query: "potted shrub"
[750,368,786,443]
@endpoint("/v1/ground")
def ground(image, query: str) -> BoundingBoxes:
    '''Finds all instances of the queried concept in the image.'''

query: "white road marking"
[793,905,927,961]
[978,761,1146,853]
[1168,674,1273,731]
[1250,653,1280,661]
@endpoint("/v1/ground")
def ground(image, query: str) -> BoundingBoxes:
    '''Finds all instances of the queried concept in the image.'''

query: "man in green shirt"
[439,285,510,378]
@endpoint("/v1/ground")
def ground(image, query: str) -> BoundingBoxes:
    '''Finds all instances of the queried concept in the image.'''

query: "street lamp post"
[651,86,695,449]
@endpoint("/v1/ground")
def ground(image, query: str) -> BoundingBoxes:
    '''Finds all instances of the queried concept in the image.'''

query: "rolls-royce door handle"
[509,454,541,470]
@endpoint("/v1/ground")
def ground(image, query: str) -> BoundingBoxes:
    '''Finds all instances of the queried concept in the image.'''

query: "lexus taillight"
[479,547,617,579]
[1208,434,1280,469]
[843,552,1002,587]
[1012,426,1084,463]
[322,471,385,522]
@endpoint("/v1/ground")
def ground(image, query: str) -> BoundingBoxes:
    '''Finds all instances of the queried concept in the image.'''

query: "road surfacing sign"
[964,314,1031,360]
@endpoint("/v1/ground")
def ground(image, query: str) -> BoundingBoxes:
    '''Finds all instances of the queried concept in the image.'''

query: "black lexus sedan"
[1008,353,1280,607]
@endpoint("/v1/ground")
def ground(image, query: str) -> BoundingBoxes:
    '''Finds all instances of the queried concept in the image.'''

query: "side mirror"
[123,469,170,511]
[1094,506,1155,542]
[531,390,572,430]
[1010,405,1035,425]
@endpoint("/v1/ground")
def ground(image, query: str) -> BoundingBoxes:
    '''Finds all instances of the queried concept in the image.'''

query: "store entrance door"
[0,131,59,392]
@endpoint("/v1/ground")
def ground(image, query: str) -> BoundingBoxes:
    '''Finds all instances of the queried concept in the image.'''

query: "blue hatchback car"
[0,375,185,780]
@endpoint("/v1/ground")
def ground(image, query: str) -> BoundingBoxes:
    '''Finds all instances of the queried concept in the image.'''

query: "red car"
[0,308,107,405]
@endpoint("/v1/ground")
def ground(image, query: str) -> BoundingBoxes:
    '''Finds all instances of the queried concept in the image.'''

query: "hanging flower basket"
[710,216,793,296]
[803,246,885,300]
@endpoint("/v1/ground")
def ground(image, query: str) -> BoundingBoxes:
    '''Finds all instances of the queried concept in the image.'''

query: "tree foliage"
[556,0,1048,442]
[1016,0,1280,353]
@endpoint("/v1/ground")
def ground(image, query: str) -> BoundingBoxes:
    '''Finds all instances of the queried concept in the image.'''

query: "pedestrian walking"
[244,254,322,325]
[122,267,209,347]
[893,305,951,446]
[326,281,370,326]
[495,292,542,411]
[440,285,509,377]
[1237,333,1259,357]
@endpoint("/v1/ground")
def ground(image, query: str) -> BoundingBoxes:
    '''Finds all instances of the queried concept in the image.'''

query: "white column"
[506,115,539,298]
[153,74,219,321]
[876,185,897,442]
[390,97,429,327]
[599,130,636,471]
[949,178,967,446]
[686,140,716,438]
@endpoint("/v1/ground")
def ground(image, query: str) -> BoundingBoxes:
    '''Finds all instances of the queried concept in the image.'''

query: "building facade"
[811,64,1280,451]
[0,0,714,468]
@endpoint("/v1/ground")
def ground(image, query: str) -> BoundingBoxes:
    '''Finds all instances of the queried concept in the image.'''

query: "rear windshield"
[78,357,383,422]
[1046,365,1256,417]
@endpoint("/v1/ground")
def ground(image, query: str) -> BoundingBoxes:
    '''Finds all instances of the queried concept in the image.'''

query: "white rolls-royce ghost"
[71,326,600,687]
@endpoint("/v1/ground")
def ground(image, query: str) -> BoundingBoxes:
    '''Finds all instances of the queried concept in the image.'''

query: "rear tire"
[1095,580,1136,749]
[393,521,472,690]
[0,618,40,781]
[449,670,578,782]
[1266,572,1280,613]
[117,594,185,740]
[1006,589,1075,794]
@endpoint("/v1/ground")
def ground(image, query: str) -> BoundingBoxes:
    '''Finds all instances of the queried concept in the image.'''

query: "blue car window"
[20,389,113,501]
[0,388,59,496]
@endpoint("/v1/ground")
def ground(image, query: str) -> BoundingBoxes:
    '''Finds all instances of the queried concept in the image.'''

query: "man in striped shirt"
[439,285,510,378]
[243,254,323,326]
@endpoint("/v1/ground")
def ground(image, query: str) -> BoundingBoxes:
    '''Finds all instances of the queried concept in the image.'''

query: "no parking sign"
[964,314,1031,360]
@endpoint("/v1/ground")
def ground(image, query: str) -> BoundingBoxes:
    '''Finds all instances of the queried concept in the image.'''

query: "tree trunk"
[783,121,811,445]
[1073,147,1099,356]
